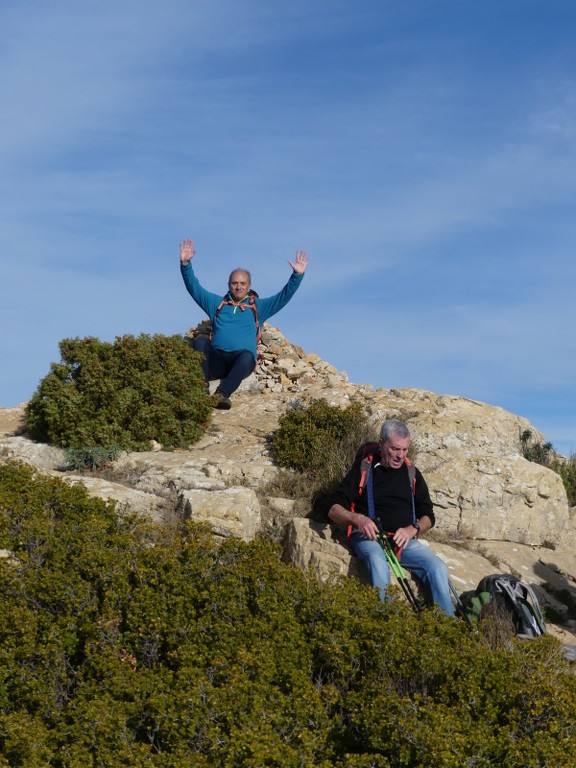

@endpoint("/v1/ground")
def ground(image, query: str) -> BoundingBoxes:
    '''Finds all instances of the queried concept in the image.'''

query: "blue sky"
[1,0,575,455]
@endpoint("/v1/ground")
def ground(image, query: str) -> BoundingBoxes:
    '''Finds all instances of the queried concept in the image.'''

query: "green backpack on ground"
[460,573,546,638]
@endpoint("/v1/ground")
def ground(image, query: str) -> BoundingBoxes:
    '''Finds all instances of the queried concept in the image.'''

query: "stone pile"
[185,321,354,395]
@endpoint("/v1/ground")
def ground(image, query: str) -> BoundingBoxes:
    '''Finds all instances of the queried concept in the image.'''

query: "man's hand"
[288,250,309,274]
[392,525,419,549]
[328,504,379,539]
[180,239,197,265]
[354,514,379,540]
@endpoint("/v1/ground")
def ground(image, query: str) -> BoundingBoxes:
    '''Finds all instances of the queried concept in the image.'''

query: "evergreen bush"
[1,461,575,767]
[521,430,576,506]
[520,429,554,465]
[550,457,576,507]
[270,399,373,517]
[25,334,211,451]
[274,398,369,474]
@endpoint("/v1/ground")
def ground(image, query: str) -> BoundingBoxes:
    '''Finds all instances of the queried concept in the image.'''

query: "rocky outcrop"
[178,487,261,541]
[1,323,575,643]
[427,455,570,544]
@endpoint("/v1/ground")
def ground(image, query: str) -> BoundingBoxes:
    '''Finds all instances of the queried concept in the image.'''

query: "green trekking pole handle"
[376,527,421,614]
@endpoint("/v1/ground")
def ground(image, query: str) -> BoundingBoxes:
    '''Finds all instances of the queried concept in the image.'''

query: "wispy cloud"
[1,1,575,456]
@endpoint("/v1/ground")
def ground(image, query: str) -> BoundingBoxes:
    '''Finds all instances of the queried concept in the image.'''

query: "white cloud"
[1,0,575,451]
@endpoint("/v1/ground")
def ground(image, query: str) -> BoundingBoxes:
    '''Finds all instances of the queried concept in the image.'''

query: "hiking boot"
[210,392,232,410]
[217,394,232,410]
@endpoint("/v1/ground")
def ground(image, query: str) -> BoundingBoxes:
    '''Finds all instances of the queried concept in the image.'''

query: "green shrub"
[274,399,368,474]
[25,334,211,451]
[1,460,576,767]
[271,398,373,517]
[63,444,123,471]
[521,431,576,506]
[550,457,576,507]
[520,429,554,465]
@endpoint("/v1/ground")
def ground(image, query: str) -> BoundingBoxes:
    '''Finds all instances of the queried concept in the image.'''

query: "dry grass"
[477,604,517,650]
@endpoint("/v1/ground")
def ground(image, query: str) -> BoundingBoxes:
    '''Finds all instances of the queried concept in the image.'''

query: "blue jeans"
[350,530,455,617]
[193,337,255,397]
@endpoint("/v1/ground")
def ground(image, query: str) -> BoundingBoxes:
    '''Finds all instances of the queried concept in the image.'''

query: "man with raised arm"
[328,418,454,616]
[180,238,309,409]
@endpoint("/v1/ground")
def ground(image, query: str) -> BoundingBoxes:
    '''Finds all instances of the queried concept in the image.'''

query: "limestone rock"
[64,475,166,523]
[369,388,543,461]
[0,435,65,471]
[427,455,573,547]
[178,486,261,541]
[0,404,26,437]
[282,518,364,584]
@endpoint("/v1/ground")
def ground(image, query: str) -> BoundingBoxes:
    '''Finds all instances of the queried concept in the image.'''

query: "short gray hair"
[228,268,252,286]
[380,419,410,444]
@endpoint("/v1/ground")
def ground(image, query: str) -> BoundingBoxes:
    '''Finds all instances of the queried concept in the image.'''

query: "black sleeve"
[414,467,435,528]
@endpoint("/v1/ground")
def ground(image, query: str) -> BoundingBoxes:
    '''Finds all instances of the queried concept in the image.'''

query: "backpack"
[460,573,546,638]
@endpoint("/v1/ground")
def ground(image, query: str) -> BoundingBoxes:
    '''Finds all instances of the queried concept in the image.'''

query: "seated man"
[180,238,309,409]
[328,418,454,616]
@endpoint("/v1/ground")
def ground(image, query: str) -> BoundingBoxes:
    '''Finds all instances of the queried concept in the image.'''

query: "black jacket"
[328,451,435,532]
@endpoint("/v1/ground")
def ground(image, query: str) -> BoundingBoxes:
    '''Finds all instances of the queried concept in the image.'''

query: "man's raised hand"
[180,239,197,265]
[288,250,310,274]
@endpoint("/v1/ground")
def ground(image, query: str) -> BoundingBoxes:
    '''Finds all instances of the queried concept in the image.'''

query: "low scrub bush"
[63,444,122,471]
[521,430,576,506]
[550,457,576,507]
[0,460,575,767]
[25,334,211,451]
[271,398,373,515]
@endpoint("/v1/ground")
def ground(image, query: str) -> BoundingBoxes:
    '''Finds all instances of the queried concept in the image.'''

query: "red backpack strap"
[215,289,258,315]
[346,442,379,543]
[247,294,262,345]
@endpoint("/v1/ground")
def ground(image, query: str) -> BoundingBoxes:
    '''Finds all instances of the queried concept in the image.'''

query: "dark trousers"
[192,337,255,397]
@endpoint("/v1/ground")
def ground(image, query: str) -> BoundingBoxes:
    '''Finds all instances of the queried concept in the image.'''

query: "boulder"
[178,486,261,541]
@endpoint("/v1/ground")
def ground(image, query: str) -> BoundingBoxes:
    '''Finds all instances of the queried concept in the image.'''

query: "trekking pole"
[376,528,421,614]
[448,579,473,627]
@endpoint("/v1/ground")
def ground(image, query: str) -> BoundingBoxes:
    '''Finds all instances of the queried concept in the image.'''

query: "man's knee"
[237,349,255,366]
[232,350,256,377]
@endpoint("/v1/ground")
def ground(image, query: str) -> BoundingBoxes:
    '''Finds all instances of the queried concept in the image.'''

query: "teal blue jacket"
[181,262,304,359]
